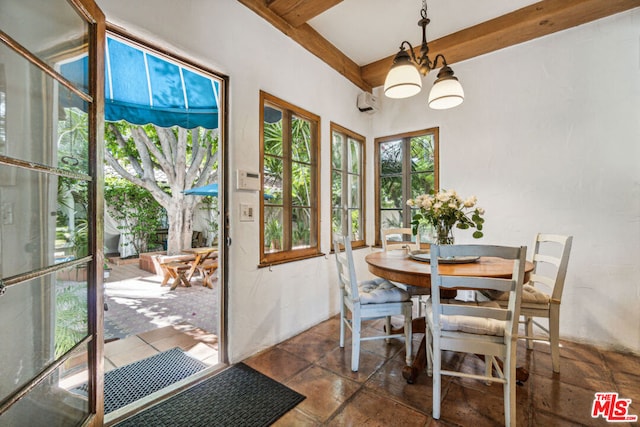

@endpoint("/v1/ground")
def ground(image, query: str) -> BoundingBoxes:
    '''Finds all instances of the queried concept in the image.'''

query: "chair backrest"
[529,234,573,302]
[333,234,359,302]
[382,227,419,252]
[430,244,527,340]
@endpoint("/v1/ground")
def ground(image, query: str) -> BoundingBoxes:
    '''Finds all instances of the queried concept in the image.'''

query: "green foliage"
[56,175,89,256]
[293,219,310,246]
[57,107,89,174]
[104,177,165,255]
[71,218,89,258]
[263,114,314,250]
[265,217,282,251]
[202,196,219,244]
[351,210,360,238]
[104,121,142,161]
[383,213,403,229]
[55,284,87,359]
[105,121,218,170]
[379,136,436,212]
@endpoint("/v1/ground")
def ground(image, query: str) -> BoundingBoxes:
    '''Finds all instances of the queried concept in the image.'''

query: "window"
[331,123,365,248]
[375,128,439,246]
[260,91,320,265]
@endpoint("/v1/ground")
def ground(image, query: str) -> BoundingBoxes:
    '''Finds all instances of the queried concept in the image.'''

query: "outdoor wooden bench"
[194,260,218,289]
[160,261,192,290]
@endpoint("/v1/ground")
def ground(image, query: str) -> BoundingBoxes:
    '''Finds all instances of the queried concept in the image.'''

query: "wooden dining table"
[365,250,534,384]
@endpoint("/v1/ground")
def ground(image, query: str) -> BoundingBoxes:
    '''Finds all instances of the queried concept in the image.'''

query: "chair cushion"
[358,278,410,304]
[389,281,430,296]
[483,283,550,304]
[426,300,506,336]
[521,284,550,303]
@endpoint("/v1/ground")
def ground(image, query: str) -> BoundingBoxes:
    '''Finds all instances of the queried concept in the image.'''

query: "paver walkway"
[104,261,217,340]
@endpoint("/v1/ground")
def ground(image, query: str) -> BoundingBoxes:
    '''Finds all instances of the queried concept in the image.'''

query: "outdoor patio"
[104,260,218,340]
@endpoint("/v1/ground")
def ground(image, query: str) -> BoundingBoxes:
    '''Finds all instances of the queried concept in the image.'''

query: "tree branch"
[149,126,177,179]
[131,127,162,182]
[108,123,144,177]
[187,127,204,180]
[173,128,188,190]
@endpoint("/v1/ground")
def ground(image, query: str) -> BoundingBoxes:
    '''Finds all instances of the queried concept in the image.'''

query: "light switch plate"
[240,203,254,222]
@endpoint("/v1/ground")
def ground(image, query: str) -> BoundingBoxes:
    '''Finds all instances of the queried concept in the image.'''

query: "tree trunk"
[166,196,197,255]
[105,123,218,256]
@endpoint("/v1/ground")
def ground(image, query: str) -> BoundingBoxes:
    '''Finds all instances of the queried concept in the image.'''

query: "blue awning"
[184,183,274,199]
[60,36,219,129]
[184,183,218,197]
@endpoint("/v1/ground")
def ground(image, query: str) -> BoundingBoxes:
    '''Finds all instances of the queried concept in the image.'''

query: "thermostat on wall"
[236,169,260,191]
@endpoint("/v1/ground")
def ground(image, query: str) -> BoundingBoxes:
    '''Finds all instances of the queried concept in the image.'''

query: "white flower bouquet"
[406,189,485,244]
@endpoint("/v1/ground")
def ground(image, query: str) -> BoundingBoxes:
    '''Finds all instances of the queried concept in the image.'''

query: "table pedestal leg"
[389,318,426,384]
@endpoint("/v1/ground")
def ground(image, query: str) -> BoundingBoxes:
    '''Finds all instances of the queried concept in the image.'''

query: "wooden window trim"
[330,122,366,248]
[374,127,439,247]
[259,91,321,266]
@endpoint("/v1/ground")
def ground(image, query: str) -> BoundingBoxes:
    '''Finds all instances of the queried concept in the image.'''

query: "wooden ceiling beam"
[238,0,371,92]
[361,0,640,88]
[267,0,343,27]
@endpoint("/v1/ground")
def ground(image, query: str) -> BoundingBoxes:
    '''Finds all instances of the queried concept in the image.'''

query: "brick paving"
[104,261,218,340]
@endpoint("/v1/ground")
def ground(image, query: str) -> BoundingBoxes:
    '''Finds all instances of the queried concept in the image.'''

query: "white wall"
[97,0,372,362]
[373,9,640,353]
[97,0,640,357]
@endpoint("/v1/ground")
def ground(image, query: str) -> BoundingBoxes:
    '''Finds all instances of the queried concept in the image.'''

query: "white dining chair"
[381,228,430,316]
[426,244,526,427]
[381,227,420,252]
[485,233,573,373]
[333,234,413,372]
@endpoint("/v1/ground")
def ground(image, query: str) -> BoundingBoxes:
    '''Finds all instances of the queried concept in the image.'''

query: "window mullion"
[282,111,292,251]
[310,120,318,247]
[341,135,349,237]
[402,137,412,228]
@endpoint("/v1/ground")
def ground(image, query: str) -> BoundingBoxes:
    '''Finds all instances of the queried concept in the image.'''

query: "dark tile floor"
[244,315,640,426]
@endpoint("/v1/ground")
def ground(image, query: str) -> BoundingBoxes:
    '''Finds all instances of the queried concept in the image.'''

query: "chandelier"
[383,0,464,109]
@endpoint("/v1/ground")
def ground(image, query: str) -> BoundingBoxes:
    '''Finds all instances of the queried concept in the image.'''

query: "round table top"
[364,250,533,288]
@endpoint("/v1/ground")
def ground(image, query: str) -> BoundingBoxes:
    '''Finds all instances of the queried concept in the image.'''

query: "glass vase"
[434,221,455,245]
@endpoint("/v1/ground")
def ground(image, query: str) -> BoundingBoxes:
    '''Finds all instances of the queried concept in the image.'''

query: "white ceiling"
[308,0,540,66]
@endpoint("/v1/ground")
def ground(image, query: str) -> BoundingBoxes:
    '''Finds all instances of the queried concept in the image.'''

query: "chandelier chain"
[421,0,428,18]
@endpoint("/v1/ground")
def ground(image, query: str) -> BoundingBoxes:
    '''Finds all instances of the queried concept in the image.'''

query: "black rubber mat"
[76,347,207,414]
[115,363,305,427]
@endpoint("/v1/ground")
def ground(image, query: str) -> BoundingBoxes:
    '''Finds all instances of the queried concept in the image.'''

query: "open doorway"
[58,30,227,418]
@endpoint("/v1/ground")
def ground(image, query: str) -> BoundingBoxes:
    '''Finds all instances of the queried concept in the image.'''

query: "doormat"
[76,347,207,414]
[115,363,306,427]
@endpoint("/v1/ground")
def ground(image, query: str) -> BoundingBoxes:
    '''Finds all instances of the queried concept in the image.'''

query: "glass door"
[0,0,104,425]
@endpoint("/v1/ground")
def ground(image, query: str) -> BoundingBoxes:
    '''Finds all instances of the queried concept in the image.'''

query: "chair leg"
[351,309,361,372]
[432,335,441,420]
[403,307,412,367]
[525,315,534,349]
[425,327,433,376]
[504,344,517,427]
[485,355,493,385]
[385,316,392,343]
[339,298,346,348]
[550,306,561,373]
